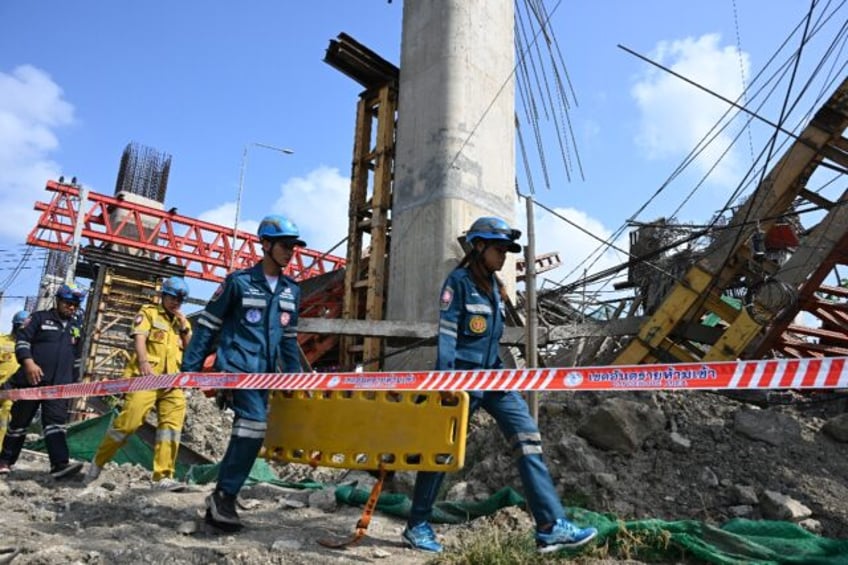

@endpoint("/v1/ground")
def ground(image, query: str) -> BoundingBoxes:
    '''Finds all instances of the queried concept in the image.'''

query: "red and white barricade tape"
[1,356,847,401]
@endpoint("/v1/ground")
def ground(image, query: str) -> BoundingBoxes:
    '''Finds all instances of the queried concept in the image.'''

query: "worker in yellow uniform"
[0,311,30,447]
[85,276,192,490]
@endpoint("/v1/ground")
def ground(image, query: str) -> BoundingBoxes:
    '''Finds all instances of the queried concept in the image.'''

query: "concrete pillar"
[386,0,516,368]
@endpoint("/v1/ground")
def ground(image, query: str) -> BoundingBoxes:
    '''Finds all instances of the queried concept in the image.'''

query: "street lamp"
[232,142,294,269]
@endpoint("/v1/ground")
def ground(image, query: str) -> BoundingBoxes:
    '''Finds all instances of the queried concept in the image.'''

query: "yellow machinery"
[615,77,848,366]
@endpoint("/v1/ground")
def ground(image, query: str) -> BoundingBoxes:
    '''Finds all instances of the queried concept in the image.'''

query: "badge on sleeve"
[469,315,487,334]
[440,287,454,310]
[211,283,225,302]
[134,314,143,327]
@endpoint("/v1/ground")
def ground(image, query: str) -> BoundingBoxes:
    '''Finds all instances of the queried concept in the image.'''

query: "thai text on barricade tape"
[1,356,846,401]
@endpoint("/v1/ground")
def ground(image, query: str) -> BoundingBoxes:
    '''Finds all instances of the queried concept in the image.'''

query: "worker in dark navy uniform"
[182,214,304,531]
[402,217,598,554]
[0,283,86,479]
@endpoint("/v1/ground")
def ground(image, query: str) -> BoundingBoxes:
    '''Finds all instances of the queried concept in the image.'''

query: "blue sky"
[1,1,845,326]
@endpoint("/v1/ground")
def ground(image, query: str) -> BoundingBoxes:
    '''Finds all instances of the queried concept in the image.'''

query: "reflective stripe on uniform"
[439,318,458,339]
[197,317,219,331]
[156,428,181,443]
[510,432,542,444]
[43,424,67,437]
[516,444,543,456]
[465,303,492,314]
[232,419,267,439]
[107,428,128,443]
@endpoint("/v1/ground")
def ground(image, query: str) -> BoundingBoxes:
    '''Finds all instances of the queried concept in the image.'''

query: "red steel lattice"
[27,180,345,282]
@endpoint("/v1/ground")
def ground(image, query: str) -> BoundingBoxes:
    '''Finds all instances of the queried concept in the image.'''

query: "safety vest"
[125,304,185,376]
[0,334,18,386]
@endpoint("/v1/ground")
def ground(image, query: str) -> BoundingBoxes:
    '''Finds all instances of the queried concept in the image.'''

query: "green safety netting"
[338,485,848,564]
[25,411,319,488]
[26,414,848,564]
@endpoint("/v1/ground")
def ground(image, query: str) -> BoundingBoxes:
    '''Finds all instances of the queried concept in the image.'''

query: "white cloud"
[193,166,347,269]
[516,203,628,291]
[272,166,349,255]
[0,65,74,241]
[631,34,748,188]
[196,201,259,237]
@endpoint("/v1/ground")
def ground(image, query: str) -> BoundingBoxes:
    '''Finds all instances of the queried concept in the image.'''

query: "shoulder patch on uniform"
[440,287,454,310]
[134,314,144,326]
[210,283,225,302]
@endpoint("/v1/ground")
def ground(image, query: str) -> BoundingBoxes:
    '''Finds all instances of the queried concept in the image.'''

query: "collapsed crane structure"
[23,63,848,408]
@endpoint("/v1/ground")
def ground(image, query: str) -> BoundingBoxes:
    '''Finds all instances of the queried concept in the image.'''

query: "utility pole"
[65,181,89,284]
[524,195,539,422]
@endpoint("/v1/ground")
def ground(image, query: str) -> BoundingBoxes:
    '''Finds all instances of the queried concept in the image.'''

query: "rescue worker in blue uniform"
[402,217,598,554]
[86,276,192,490]
[181,214,304,531]
[0,283,86,479]
[0,311,30,447]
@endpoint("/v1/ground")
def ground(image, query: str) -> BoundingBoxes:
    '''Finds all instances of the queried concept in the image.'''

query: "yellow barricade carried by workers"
[263,390,469,472]
[262,389,470,547]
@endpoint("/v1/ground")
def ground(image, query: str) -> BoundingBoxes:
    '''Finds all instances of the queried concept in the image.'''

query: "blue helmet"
[161,276,189,301]
[12,310,29,328]
[257,214,306,247]
[56,282,86,304]
[466,216,522,253]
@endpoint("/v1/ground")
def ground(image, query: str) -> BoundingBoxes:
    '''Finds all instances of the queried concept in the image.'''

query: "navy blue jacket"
[436,267,505,370]
[182,263,302,374]
[12,308,84,386]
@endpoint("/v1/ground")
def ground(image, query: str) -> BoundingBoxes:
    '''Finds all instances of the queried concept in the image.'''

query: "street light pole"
[66,180,89,284]
[231,142,294,270]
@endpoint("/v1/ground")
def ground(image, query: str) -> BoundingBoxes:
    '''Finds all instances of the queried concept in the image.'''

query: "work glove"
[215,390,233,411]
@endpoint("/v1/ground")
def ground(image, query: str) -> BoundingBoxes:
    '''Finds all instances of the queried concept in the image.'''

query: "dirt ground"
[1,389,846,564]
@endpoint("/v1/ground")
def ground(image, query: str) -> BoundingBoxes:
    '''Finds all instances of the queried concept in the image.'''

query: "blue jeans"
[409,391,564,527]
[217,389,268,495]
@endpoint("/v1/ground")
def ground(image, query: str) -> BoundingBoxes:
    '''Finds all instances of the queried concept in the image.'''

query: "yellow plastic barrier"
[262,390,468,472]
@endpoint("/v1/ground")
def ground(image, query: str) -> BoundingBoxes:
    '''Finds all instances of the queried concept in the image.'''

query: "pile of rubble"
[1,389,846,564]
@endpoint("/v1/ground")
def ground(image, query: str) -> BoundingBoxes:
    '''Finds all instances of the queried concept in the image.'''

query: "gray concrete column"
[387,0,516,368]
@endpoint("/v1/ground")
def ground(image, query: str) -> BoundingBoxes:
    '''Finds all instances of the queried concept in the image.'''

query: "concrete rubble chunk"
[577,398,665,454]
[821,413,848,442]
[733,408,801,446]
[759,490,812,521]
[732,484,758,505]
[308,487,338,512]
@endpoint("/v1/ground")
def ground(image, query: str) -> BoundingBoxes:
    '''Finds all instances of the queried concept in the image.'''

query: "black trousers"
[0,398,71,470]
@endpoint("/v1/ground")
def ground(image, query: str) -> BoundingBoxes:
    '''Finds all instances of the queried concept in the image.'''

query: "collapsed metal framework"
[27,181,346,283]
[612,77,848,365]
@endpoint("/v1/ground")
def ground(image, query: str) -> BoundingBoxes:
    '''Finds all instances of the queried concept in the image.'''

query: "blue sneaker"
[535,518,597,554]
[402,521,443,553]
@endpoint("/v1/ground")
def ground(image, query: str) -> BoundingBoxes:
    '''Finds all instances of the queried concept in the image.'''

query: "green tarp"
[26,413,848,564]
